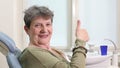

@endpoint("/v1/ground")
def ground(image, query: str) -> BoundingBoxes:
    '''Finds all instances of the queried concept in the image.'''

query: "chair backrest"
[0,32,22,68]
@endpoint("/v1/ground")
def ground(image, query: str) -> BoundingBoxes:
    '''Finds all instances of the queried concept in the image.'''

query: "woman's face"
[25,17,53,46]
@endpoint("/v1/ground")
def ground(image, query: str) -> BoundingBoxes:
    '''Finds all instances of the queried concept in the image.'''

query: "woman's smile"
[38,34,49,38]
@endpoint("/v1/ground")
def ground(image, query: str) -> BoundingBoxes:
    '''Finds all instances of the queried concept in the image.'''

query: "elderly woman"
[18,6,89,68]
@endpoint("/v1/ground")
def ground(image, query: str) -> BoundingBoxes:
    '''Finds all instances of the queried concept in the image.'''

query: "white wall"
[0,0,24,49]
[0,0,14,38]
[0,0,24,67]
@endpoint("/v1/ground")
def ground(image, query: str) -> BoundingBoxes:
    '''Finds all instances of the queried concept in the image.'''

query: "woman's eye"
[35,24,41,27]
[46,23,51,26]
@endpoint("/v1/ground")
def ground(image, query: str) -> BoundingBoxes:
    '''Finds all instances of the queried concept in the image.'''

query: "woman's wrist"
[73,46,87,54]
[75,38,86,46]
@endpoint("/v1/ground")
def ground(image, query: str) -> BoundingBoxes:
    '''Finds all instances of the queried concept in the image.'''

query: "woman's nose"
[40,26,47,33]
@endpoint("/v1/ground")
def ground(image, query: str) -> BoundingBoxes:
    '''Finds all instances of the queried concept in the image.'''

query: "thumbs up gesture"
[76,20,89,42]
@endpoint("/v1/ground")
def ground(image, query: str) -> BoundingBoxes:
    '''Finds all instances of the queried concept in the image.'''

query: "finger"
[77,20,81,29]
[76,20,80,37]
[76,20,81,33]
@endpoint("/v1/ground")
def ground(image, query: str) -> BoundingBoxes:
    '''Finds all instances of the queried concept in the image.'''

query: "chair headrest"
[0,32,16,53]
[7,53,22,68]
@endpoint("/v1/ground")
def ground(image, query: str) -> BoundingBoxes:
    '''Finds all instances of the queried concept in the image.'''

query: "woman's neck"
[29,42,51,50]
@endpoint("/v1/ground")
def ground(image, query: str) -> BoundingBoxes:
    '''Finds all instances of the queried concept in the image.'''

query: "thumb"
[76,20,81,37]
[76,20,81,30]
[77,20,81,29]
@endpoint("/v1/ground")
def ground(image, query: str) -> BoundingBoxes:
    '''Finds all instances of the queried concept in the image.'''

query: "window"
[74,0,117,46]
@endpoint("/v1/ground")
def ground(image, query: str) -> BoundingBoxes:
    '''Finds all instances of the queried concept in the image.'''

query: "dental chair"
[0,32,21,68]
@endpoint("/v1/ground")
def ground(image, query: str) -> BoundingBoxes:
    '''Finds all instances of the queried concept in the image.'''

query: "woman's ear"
[24,25,29,35]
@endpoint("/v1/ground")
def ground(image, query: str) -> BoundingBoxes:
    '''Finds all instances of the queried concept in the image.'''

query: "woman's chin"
[38,40,49,45]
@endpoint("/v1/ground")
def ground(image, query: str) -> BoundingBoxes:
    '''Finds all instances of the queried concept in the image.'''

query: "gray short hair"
[24,6,54,28]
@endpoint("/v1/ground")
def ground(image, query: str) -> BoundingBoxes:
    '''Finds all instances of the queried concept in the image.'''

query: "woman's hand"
[76,20,89,42]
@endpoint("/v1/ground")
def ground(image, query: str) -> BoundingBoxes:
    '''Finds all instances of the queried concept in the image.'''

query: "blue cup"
[100,45,108,55]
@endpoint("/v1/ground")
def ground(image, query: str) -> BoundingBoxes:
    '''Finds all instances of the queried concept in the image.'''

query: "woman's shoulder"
[24,45,48,53]
[19,46,50,59]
